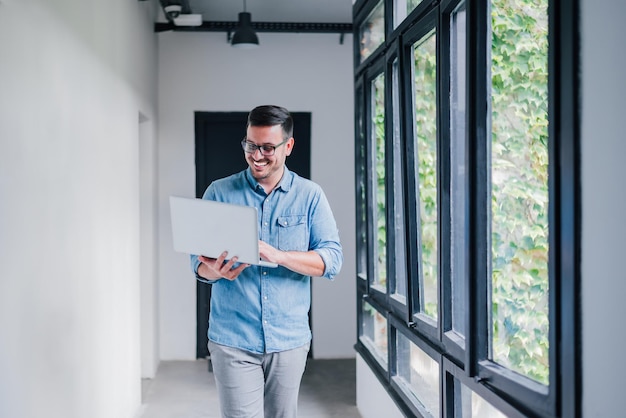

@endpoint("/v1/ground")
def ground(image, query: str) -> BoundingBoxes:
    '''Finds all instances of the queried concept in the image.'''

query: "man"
[190,105,343,418]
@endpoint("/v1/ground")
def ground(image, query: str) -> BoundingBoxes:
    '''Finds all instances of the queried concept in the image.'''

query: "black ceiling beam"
[154,21,352,34]
[154,21,353,44]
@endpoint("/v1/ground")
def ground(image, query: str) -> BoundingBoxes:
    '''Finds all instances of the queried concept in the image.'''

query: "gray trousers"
[208,340,310,418]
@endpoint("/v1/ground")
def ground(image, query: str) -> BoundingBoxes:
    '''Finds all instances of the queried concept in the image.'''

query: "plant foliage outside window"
[356,0,576,414]
[372,0,549,383]
[490,0,549,385]
[413,30,439,319]
[373,73,387,289]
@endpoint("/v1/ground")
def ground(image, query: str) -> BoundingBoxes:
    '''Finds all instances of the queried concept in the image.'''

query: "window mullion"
[465,0,491,379]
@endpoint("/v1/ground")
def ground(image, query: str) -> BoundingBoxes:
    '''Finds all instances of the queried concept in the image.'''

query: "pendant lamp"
[231,0,259,48]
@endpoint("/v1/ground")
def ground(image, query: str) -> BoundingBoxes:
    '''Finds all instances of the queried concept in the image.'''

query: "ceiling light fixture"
[231,0,259,48]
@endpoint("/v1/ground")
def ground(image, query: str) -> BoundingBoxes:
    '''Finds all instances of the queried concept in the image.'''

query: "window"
[410,25,438,323]
[359,0,385,64]
[394,0,425,27]
[448,0,466,344]
[489,0,550,385]
[360,298,389,370]
[353,0,580,416]
[372,71,387,292]
[393,320,441,417]
[390,54,408,305]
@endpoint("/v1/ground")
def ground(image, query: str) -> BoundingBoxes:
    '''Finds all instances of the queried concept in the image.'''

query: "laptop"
[169,196,278,268]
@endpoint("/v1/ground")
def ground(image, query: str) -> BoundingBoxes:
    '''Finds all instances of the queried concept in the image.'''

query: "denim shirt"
[190,167,343,354]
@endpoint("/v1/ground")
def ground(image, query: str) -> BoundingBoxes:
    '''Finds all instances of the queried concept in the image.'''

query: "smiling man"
[190,105,343,418]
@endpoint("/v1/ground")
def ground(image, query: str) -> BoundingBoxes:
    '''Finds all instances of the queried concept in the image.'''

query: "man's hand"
[258,240,325,277]
[197,252,249,281]
[258,240,284,266]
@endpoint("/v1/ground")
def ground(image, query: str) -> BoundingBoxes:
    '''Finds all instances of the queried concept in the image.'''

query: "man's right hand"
[197,252,250,281]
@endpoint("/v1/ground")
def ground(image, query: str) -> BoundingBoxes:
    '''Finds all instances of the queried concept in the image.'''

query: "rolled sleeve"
[190,254,201,275]
[314,245,343,279]
[309,191,343,280]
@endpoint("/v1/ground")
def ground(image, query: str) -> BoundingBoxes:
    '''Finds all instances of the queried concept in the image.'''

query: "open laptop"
[169,196,278,268]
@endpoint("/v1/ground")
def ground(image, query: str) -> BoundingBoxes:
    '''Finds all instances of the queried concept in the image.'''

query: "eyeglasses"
[241,138,289,156]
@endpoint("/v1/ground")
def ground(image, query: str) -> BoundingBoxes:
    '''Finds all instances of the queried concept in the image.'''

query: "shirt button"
[263,271,267,276]
[264,222,268,226]
[264,320,268,324]
[264,296,268,300]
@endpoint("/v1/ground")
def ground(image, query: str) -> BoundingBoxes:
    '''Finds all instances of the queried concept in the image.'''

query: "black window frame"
[353,0,581,416]
[364,57,387,300]
[402,2,441,349]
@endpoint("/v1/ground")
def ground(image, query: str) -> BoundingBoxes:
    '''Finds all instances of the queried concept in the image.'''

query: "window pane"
[452,378,507,418]
[489,0,549,385]
[372,72,387,290]
[413,29,438,320]
[356,87,368,280]
[450,3,467,337]
[392,57,408,301]
[394,0,425,28]
[397,332,440,416]
[361,301,389,369]
[360,1,385,63]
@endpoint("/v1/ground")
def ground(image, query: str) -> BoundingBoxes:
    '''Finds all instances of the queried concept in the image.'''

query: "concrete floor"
[139,358,361,418]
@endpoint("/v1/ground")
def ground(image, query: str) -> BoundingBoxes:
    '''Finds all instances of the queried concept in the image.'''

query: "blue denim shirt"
[190,167,343,354]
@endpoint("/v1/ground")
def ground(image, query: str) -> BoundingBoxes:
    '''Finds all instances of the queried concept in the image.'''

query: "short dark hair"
[247,105,294,139]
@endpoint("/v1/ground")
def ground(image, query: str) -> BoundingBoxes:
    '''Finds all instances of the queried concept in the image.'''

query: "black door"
[194,111,311,358]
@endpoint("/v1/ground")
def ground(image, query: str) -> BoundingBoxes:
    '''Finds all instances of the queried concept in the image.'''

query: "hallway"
[140,358,362,418]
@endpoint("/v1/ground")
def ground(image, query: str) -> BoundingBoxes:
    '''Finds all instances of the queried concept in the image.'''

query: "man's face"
[243,124,293,184]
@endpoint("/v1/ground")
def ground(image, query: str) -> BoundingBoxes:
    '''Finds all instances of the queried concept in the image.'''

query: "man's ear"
[285,137,295,156]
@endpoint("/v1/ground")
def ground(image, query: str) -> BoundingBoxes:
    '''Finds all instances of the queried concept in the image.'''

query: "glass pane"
[361,300,389,369]
[452,378,507,418]
[359,1,385,63]
[397,332,440,416]
[489,0,549,385]
[372,72,387,290]
[413,29,438,320]
[356,87,368,280]
[391,57,408,301]
[450,3,467,337]
[394,0,425,27]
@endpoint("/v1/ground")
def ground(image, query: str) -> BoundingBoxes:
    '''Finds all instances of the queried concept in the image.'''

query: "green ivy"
[373,73,388,288]
[490,0,549,385]
[413,31,439,319]
[370,0,549,385]
[371,0,549,385]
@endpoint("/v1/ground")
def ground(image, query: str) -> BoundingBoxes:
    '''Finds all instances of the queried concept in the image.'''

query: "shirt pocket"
[276,215,308,251]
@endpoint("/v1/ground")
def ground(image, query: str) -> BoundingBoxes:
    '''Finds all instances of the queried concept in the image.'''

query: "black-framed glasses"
[241,137,289,156]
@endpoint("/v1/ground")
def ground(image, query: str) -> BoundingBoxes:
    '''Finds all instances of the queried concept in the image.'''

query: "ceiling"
[162,0,354,24]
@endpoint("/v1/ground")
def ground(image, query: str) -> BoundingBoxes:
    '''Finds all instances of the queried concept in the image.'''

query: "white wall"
[139,114,160,379]
[581,0,626,416]
[356,354,404,418]
[157,31,356,360]
[0,1,159,417]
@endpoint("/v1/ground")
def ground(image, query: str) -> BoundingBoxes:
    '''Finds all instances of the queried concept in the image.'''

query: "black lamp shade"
[231,12,259,48]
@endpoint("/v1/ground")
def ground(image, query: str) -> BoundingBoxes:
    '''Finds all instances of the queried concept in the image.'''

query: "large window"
[353,0,579,416]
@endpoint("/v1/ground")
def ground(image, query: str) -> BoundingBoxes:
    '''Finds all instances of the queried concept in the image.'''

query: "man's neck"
[258,168,285,194]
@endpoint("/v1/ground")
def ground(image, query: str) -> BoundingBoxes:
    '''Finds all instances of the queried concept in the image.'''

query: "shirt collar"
[245,166,294,193]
